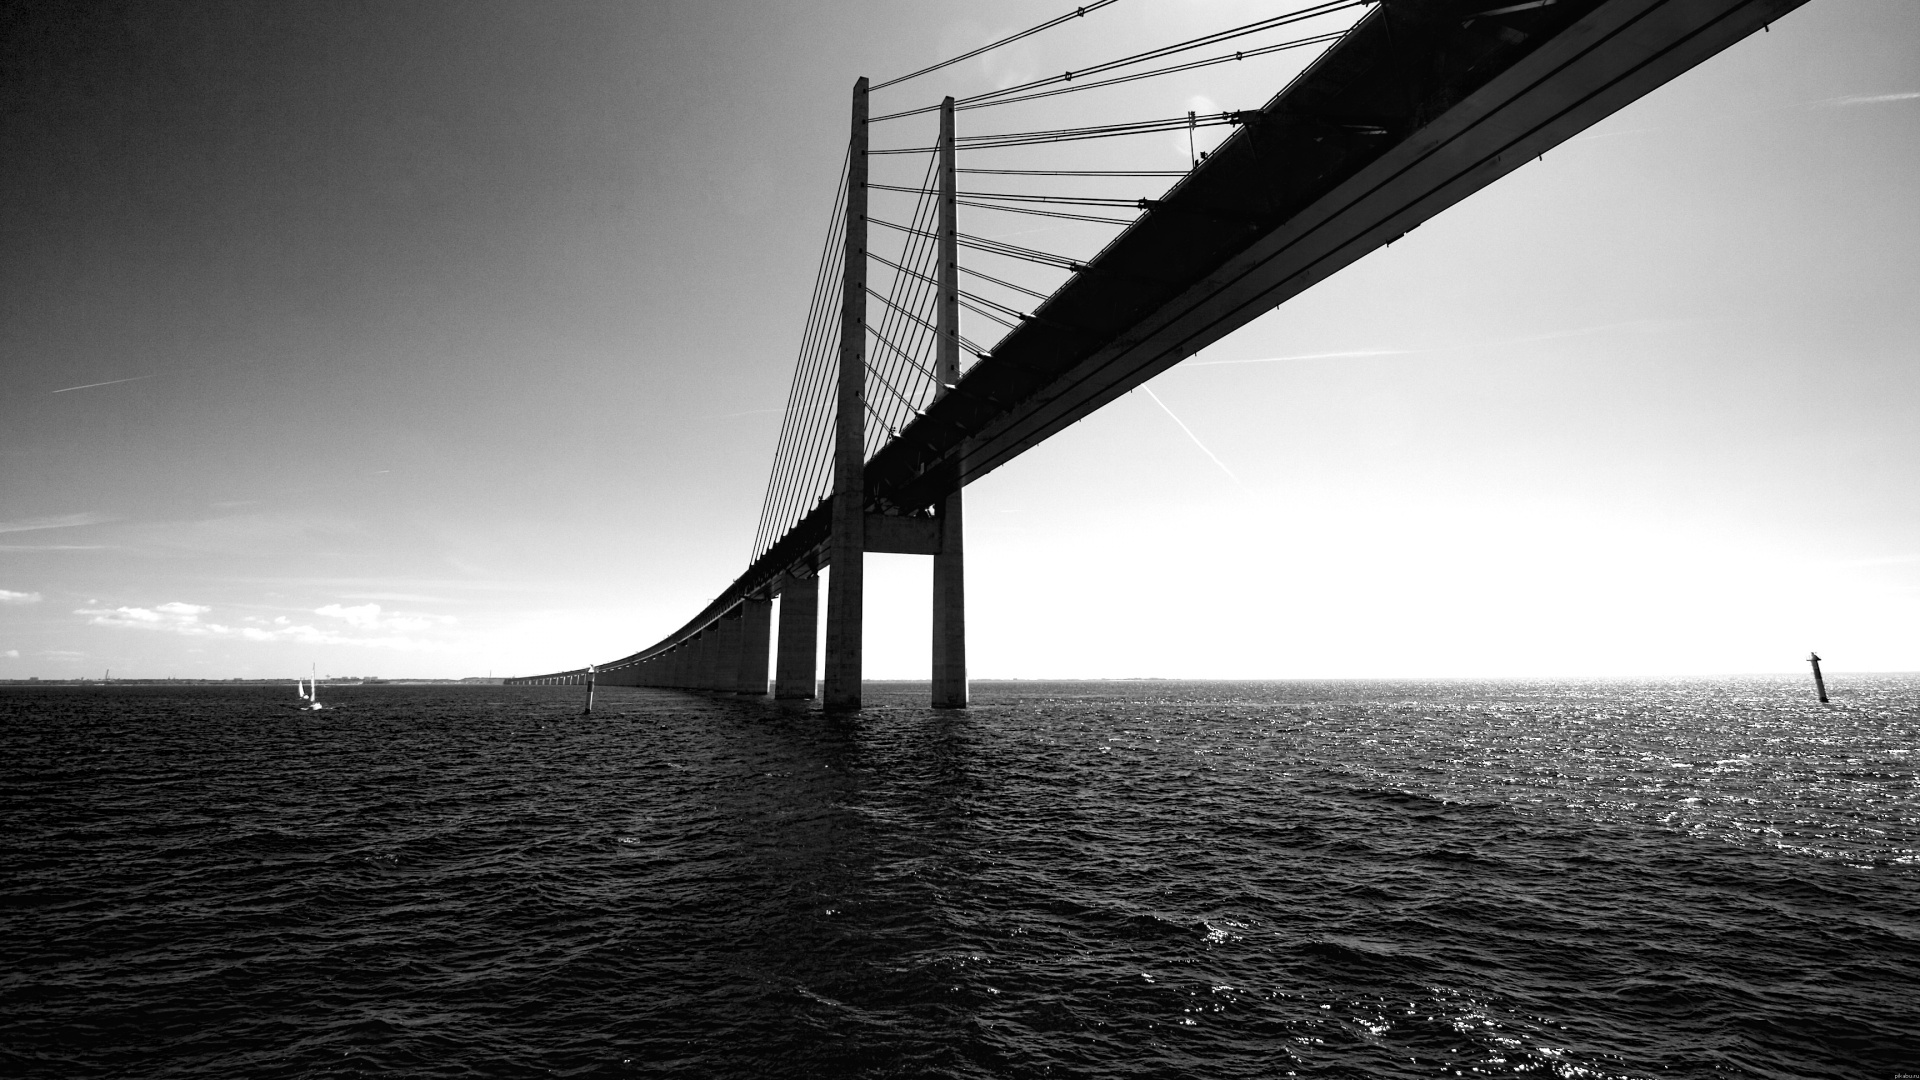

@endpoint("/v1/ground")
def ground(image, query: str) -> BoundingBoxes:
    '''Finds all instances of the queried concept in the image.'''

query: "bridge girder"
[508,0,1807,686]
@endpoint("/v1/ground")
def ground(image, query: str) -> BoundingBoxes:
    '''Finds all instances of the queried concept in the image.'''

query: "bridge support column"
[930,94,967,709]
[701,628,724,691]
[932,492,965,707]
[735,598,771,694]
[776,570,818,699]
[824,76,869,712]
[716,613,745,693]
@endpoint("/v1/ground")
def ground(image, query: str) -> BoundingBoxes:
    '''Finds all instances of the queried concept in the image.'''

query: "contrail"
[52,374,155,394]
[1830,91,1919,106]
[1189,348,1406,366]
[1143,386,1242,487]
[705,407,784,420]
[1188,321,1675,369]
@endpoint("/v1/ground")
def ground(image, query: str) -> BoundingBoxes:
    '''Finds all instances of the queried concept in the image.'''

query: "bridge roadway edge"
[508,0,1808,687]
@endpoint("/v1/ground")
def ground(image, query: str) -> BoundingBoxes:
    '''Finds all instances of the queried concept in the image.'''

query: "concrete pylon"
[931,95,967,709]
[736,598,771,694]
[716,613,745,692]
[824,77,869,711]
[776,570,819,699]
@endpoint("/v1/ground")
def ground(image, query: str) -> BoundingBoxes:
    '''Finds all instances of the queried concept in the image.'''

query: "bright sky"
[3,0,1915,681]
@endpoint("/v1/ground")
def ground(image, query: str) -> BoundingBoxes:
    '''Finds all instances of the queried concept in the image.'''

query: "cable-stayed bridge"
[509,0,1805,705]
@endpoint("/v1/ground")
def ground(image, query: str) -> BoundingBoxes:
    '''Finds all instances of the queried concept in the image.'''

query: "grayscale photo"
[3,0,1915,1076]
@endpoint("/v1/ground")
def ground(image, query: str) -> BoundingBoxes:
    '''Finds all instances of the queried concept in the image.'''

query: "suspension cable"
[958,231,1087,270]
[961,264,1051,302]
[870,0,1122,92]
[754,148,848,557]
[874,111,1242,154]
[959,297,1021,331]
[959,199,1137,226]
[959,289,1033,323]
[866,153,943,454]
[867,285,950,357]
[960,168,1186,176]
[956,191,1147,207]
[868,0,1361,121]
[776,177,850,545]
[873,217,1087,270]
[870,249,938,289]
[956,30,1347,113]
[959,1,1361,107]
[863,350,925,418]
[773,177,851,549]
[867,319,940,384]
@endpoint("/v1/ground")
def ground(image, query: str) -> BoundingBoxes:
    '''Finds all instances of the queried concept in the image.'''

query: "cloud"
[0,512,111,535]
[316,603,382,629]
[77,601,448,652]
[0,590,43,605]
[107,512,362,558]
[3,650,18,659]
[315,602,456,633]
[81,603,208,631]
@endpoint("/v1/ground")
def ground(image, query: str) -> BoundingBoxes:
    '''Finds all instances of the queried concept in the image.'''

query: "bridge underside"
[511,0,1804,689]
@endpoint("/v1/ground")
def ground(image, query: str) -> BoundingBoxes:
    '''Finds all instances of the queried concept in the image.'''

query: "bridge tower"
[930,95,967,709]
[819,85,969,711]
[823,77,870,710]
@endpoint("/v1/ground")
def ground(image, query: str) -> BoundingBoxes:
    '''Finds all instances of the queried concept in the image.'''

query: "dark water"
[3,678,1916,1078]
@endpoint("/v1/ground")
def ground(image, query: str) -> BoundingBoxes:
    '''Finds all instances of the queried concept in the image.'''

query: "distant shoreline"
[0,678,505,686]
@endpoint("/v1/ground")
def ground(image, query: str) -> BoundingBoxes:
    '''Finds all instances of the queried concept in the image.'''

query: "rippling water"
[4,677,1916,1078]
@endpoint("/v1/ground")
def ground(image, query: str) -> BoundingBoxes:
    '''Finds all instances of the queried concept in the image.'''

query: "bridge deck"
[521,0,1802,682]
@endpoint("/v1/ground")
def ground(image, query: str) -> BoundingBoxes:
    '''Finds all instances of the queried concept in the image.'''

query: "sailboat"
[296,664,324,710]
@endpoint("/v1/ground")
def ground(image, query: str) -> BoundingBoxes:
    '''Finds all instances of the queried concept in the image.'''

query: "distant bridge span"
[511,0,1805,702]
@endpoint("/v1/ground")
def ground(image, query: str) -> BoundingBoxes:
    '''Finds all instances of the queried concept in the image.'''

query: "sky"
[2,0,1915,682]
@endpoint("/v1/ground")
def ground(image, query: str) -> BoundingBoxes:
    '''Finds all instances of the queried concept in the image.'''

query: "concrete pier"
[698,630,720,690]
[736,598,771,694]
[824,77,869,712]
[776,571,818,699]
[930,95,967,710]
[932,491,965,707]
[716,614,743,692]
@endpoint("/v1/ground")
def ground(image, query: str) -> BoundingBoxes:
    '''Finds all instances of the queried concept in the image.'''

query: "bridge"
[509,0,1804,706]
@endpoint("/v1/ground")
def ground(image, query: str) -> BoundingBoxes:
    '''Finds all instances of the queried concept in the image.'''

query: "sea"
[2,677,1915,1078]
